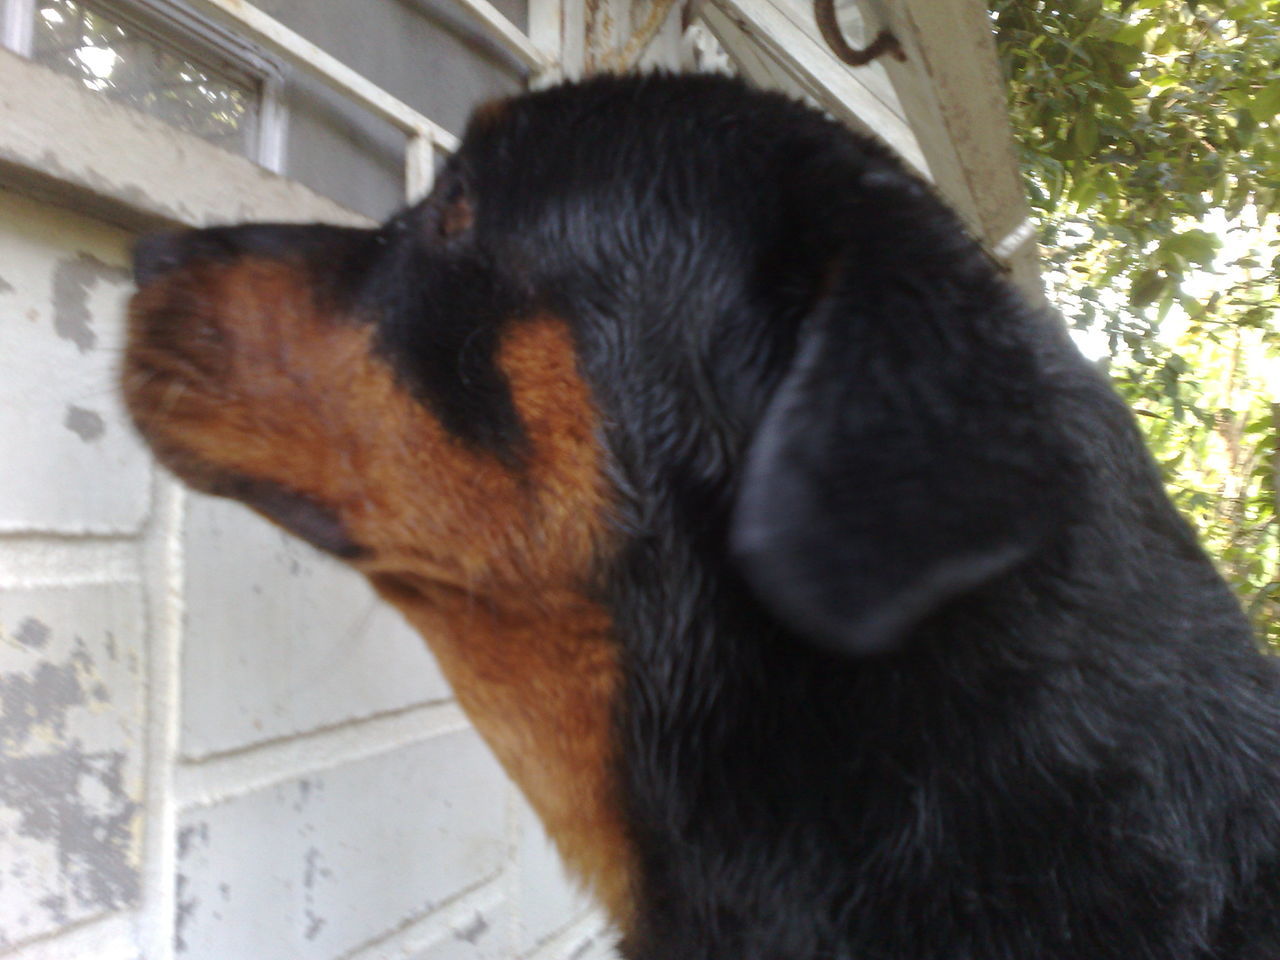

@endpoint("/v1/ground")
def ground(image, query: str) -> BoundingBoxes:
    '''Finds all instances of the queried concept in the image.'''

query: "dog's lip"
[156,452,366,561]
[211,476,367,560]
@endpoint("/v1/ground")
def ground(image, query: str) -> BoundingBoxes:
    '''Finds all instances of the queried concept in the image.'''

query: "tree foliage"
[991,0,1280,645]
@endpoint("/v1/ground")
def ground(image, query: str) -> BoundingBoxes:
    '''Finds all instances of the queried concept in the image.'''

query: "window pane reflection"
[31,0,260,157]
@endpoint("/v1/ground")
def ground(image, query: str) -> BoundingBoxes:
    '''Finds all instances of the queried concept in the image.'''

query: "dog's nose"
[132,231,195,286]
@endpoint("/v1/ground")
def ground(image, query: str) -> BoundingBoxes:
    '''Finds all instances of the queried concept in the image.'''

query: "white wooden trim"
[559,0,586,79]
[406,132,437,202]
[256,72,289,174]
[451,0,556,72]
[1,0,34,56]
[180,0,459,152]
[528,0,565,84]
[702,0,927,176]
[6,0,570,203]
[873,0,1042,296]
[0,46,372,230]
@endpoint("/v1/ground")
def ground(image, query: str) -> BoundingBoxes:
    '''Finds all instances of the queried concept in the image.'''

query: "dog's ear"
[730,176,1080,656]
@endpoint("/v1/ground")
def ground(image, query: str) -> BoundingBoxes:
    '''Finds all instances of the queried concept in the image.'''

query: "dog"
[123,74,1280,958]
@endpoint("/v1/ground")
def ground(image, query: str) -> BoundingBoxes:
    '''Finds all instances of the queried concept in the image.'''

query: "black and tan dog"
[124,75,1280,958]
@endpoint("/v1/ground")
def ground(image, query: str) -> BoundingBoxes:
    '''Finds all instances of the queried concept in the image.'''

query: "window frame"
[1,0,287,171]
[2,0,558,204]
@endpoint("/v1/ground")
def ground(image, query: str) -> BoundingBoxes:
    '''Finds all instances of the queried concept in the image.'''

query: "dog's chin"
[138,435,365,560]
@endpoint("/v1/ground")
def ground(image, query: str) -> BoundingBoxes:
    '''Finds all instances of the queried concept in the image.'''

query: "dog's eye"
[430,174,473,242]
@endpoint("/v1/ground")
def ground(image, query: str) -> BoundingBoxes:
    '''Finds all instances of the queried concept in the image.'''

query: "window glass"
[31,0,260,156]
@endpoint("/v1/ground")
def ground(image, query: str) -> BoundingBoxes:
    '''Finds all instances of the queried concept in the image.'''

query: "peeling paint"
[0,659,85,745]
[304,909,326,941]
[71,637,92,671]
[176,822,209,860]
[13,618,50,650]
[174,872,197,954]
[293,777,313,812]
[455,912,490,944]
[300,841,334,945]
[0,746,141,913]
[0,587,144,946]
[303,846,321,889]
[31,149,191,226]
[37,894,67,926]
[51,252,127,353]
[64,405,106,443]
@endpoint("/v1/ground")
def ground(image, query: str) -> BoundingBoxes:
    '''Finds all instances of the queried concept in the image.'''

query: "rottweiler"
[123,74,1280,959]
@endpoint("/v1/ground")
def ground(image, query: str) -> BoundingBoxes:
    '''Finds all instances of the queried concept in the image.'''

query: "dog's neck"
[368,572,637,932]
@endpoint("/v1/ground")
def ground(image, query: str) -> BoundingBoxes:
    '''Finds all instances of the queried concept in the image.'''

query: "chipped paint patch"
[0,190,151,534]
[174,822,212,954]
[14,618,50,650]
[0,586,144,947]
[0,746,141,909]
[304,909,326,941]
[175,872,198,954]
[0,658,85,745]
[455,912,491,944]
[64,405,106,443]
[51,251,128,353]
[301,843,333,944]
[177,822,209,861]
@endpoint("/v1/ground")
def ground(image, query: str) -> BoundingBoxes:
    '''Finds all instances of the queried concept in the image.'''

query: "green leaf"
[1130,268,1168,306]
[1069,171,1097,207]
[1111,22,1154,48]
[1248,80,1280,123]
[1072,114,1100,155]
[1162,229,1222,267]
[993,0,1280,636]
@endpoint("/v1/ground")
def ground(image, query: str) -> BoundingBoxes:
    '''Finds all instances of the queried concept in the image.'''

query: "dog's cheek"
[359,316,639,927]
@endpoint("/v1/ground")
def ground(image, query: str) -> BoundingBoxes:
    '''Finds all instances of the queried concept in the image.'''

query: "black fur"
[370,176,531,461]
[465,74,1280,960]
[135,73,1280,959]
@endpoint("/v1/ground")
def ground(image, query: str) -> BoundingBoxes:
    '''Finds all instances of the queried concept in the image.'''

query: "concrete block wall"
[0,178,618,958]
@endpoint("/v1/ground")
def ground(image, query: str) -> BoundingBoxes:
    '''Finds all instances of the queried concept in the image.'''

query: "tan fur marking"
[372,575,631,926]
[469,96,509,134]
[124,262,635,929]
[439,197,474,238]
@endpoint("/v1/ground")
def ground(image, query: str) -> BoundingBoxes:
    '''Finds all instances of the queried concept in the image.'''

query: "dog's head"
[124,74,1083,659]
[123,73,1135,948]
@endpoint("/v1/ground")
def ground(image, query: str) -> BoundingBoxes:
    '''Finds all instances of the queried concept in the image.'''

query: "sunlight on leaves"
[993,0,1280,647]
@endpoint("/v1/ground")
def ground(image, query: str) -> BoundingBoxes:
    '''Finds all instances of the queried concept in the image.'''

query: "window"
[2,0,284,168]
